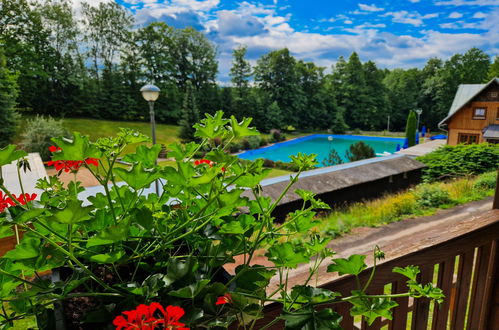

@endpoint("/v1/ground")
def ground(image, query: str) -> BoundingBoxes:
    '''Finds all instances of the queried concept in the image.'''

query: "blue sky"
[82,0,498,81]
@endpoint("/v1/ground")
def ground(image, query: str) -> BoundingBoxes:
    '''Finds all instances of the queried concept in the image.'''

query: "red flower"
[13,193,37,205]
[48,147,98,172]
[49,146,61,153]
[113,303,189,330]
[0,192,37,213]
[0,192,14,213]
[194,159,227,173]
[194,159,213,167]
[85,158,99,167]
[215,293,232,305]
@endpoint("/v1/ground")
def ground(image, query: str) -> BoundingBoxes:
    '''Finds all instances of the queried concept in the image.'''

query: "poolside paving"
[397,139,445,157]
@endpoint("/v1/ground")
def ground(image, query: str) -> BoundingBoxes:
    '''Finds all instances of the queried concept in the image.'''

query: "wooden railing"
[256,171,499,330]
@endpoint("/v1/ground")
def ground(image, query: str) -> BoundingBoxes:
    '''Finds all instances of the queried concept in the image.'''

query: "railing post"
[493,168,499,209]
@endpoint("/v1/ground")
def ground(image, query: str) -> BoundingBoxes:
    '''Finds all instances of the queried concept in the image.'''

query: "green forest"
[1,0,498,144]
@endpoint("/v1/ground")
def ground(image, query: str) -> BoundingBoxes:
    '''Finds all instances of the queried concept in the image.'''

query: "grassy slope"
[315,172,496,237]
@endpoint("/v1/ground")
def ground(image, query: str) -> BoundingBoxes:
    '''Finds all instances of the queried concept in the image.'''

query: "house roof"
[483,125,499,139]
[438,77,499,128]
[242,154,425,206]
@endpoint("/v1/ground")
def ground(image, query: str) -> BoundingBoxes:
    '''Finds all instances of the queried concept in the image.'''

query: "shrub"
[322,149,343,167]
[21,115,68,161]
[414,184,453,208]
[270,129,286,142]
[228,141,242,153]
[473,171,497,190]
[263,158,275,168]
[275,160,300,172]
[345,141,375,162]
[416,143,499,182]
[405,111,417,147]
[242,135,261,150]
[259,137,269,147]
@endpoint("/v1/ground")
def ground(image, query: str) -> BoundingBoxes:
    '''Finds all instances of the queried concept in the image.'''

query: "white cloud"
[344,20,353,24]
[472,11,488,18]
[357,23,387,28]
[358,3,385,12]
[408,0,420,2]
[435,0,499,6]
[383,11,438,26]
[448,11,463,18]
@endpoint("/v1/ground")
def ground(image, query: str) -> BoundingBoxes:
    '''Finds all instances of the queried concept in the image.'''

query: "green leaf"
[350,296,398,325]
[281,308,342,330]
[142,274,174,297]
[234,264,276,294]
[194,111,230,139]
[295,189,330,210]
[169,279,210,298]
[49,200,92,224]
[229,116,259,138]
[285,210,319,233]
[86,225,127,247]
[0,225,14,239]
[167,142,199,161]
[51,132,102,160]
[3,237,40,260]
[327,255,367,276]
[219,214,256,235]
[290,285,341,304]
[0,145,27,167]
[234,170,271,188]
[122,144,161,168]
[89,250,124,264]
[393,265,420,281]
[13,208,46,224]
[114,163,161,190]
[265,242,310,268]
[290,153,318,171]
[167,258,198,280]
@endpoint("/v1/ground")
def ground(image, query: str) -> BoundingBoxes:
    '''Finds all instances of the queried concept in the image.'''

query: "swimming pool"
[237,134,404,166]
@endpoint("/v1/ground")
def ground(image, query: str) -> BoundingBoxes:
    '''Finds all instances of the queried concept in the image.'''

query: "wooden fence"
[255,171,499,330]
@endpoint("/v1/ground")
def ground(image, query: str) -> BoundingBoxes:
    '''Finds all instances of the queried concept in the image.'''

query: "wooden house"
[438,77,499,145]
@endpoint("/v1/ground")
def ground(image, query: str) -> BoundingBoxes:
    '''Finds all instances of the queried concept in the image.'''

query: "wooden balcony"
[254,171,499,330]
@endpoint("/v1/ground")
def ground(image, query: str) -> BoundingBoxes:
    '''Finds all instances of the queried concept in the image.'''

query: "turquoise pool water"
[237,134,404,167]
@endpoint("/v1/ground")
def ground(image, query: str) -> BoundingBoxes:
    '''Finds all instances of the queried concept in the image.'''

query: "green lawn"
[62,118,180,146]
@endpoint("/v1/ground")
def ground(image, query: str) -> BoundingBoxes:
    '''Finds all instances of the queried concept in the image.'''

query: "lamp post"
[415,108,423,132]
[140,84,160,194]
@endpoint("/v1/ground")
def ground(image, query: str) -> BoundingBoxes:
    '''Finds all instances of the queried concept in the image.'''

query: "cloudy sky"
[85,0,498,81]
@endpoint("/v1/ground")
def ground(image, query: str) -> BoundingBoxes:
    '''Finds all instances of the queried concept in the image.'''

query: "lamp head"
[140,84,160,102]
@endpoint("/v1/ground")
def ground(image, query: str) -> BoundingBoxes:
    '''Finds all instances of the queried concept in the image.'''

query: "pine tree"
[230,45,252,98]
[0,49,19,147]
[487,56,499,81]
[179,81,200,142]
[405,111,417,147]
[345,142,375,162]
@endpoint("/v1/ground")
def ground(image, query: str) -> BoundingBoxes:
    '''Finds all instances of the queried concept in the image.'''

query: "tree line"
[1,0,498,144]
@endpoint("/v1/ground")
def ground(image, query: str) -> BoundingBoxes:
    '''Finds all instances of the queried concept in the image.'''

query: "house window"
[473,107,486,119]
[489,91,498,98]
[458,133,479,144]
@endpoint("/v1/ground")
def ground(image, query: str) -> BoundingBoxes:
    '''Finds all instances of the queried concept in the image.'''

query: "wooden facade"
[443,80,499,145]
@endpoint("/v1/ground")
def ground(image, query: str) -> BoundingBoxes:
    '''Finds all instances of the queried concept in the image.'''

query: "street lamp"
[415,108,423,132]
[140,84,160,194]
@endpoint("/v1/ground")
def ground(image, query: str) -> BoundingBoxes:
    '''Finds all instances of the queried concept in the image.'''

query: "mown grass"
[315,171,497,237]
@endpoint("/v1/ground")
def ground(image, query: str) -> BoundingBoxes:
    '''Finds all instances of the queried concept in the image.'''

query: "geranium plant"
[0,112,443,329]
